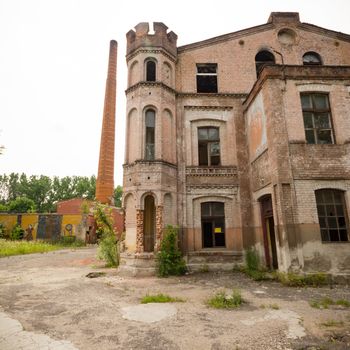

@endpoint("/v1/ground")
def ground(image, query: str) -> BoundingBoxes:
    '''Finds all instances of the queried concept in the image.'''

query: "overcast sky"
[1,0,349,186]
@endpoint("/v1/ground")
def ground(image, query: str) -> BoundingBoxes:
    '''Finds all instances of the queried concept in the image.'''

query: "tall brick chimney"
[96,40,117,204]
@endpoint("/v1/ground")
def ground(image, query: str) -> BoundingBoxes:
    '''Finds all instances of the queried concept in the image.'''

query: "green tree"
[113,185,122,207]
[93,203,119,267]
[8,197,36,213]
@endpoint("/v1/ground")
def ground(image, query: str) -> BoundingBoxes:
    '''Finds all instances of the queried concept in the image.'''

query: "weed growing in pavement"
[310,297,350,309]
[207,289,243,309]
[320,320,344,327]
[141,293,185,304]
[277,272,328,287]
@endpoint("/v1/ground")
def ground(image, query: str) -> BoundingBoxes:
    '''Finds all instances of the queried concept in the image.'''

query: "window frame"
[300,92,335,145]
[302,51,323,66]
[196,63,218,93]
[145,109,156,160]
[315,189,349,243]
[255,50,275,76]
[145,59,156,82]
[197,126,221,166]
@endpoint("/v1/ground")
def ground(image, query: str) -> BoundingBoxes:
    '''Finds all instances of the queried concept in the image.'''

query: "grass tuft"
[320,319,344,327]
[207,289,243,309]
[140,293,185,304]
[277,272,328,287]
[310,297,350,309]
[0,238,85,258]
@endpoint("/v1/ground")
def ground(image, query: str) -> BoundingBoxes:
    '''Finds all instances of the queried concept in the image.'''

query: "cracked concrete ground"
[0,247,349,350]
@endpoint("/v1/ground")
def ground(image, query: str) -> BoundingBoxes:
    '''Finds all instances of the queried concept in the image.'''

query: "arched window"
[146,60,156,81]
[315,189,348,242]
[145,109,155,160]
[303,52,322,65]
[255,50,275,76]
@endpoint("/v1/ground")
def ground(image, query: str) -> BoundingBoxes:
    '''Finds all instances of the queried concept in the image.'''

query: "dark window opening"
[301,93,334,144]
[145,109,155,160]
[303,52,322,65]
[201,202,225,248]
[255,50,275,76]
[196,64,217,93]
[146,60,156,81]
[144,195,155,251]
[198,127,220,166]
[315,189,349,242]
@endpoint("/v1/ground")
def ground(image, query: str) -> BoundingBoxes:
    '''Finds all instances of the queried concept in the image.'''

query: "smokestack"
[96,40,117,204]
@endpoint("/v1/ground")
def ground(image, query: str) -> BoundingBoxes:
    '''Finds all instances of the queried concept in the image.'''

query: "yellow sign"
[214,227,222,233]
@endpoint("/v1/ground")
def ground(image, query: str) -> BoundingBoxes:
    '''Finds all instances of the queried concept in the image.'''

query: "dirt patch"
[0,248,349,350]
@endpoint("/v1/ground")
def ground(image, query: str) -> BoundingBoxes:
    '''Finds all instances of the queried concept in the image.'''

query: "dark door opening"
[143,195,155,252]
[201,202,225,248]
[260,195,278,269]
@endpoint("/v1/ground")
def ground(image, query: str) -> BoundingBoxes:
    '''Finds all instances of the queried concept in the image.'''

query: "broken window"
[303,52,322,65]
[301,93,334,144]
[198,127,220,166]
[145,109,155,160]
[146,60,156,81]
[196,64,218,93]
[201,202,225,248]
[315,189,349,242]
[255,50,275,76]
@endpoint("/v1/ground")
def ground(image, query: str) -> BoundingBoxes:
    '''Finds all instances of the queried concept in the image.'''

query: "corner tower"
[120,23,178,275]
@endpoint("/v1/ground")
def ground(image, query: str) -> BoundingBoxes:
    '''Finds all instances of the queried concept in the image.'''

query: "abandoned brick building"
[119,12,350,276]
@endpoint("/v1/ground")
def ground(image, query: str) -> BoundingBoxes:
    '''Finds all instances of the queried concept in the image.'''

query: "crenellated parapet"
[126,22,177,58]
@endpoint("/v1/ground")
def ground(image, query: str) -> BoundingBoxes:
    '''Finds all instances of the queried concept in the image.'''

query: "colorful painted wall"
[0,213,90,241]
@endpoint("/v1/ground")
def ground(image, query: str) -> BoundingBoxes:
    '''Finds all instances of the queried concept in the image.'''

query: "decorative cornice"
[126,47,176,63]
[123,159,177,169]
[186,184,238,190]
[126,81,176,95]
[177,92,247,98]
[186,166,237,176]
[184,105,233,111]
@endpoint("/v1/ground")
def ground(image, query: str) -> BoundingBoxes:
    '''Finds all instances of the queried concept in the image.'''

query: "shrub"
[156,225,186,277]
[94,203,119,267]
[207,289,243,309]
[0,223,7,239]
[141,293,184,304]
[10,224,24,240]
[98,234,119,267]
[245,248,260,271]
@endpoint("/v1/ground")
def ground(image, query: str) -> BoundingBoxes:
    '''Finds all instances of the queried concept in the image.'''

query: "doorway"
[143,195,155,252]
[201,202,225,248]
[259,195,278,269]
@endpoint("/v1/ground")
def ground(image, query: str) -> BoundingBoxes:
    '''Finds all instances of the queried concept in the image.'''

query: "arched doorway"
[143,195,155,252]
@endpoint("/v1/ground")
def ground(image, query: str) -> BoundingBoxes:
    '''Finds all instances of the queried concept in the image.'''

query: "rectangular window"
[196,64,218,93]
[315,189,349,242]
[300,93,334,144]
[198,127,220,166]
